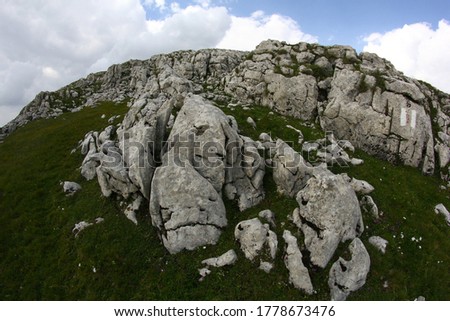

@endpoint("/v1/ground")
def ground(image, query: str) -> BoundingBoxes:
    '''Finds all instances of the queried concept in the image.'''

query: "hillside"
[0,40,449,300]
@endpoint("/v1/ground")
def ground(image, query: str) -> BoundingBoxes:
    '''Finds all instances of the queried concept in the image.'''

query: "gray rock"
[198,267,211,282]
[272,139,314,197]
[302,142,320,153]
[150,161,227,254]
[259,261,274,273]
[320,67,436,176]
[341,174,375,195]
[246,116,257,129]
[62,181,82,195]
[435,143,450,169]
[202,250,238,268]
[283,230,314,295]
[259,132,273,143]
[123,195,143,225]
[72,221,93,238]
[368,236,388,254]
[434,204,450,226]
[328,238,371,301]
[235,218,278,261]
[296,172,363,268]
[258,209,276,228]
[360,195,379,219]
[167,95,265,211]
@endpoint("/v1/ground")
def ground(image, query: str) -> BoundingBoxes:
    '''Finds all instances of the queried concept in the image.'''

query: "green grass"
[0,101,449,300]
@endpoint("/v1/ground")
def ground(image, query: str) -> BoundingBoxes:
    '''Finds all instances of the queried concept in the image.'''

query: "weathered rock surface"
[72,217,104,238]
[165,95,265,212]
[434,204,450,226]
[202,250,238,268]
[294,171,363,268]
[258,209,276,228]
[328,238,371,301]
[123,195,143,225]
[283,230,314,295]
[368,236,388,254]
[62,181,82,195]
[235,218,278,261]
[360,196,379,219]
[149,161,227,254]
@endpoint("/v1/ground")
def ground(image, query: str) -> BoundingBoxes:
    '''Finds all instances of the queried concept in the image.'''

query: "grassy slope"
[0,102,448,300]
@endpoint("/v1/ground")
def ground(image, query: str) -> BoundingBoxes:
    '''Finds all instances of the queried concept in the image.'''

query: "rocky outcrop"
[3,40,449,182]
[328,238,371,301]
[368,236,388,254]
[163,95,265,212]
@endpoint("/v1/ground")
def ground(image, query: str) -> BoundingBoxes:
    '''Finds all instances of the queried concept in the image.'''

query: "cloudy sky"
[1,0,449,126]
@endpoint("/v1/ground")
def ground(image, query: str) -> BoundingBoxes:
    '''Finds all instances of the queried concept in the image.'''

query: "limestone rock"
[368,236,388,254]
[62,181,82,195]
[296,171,363,268]
[150,162,227,254]
[72,221,93,238]
[341,174,375,195]
[202,250,238,268]
[434,204,450,226]
[259,261,274,273]
[123,195,143,225]
[258,209,276,228]
[246,116,257,129]
[360,195,379,219]
[283,230,314,295]
[235,218,278,261]
[198,267,211,282]
[328,238,371,301]
[272,139,314,197]
[166,95,265,211]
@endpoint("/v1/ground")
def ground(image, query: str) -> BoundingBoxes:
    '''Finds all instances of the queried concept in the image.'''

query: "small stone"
[368,236,388,254]
[62,181,82,195]
[198,268,211,282]
[201,250,238,268]
[434,204,450,226]
[246,116,257,129]
[259,261,274,273]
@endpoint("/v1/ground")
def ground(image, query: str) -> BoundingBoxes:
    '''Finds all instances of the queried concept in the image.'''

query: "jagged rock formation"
[2,40,449,180]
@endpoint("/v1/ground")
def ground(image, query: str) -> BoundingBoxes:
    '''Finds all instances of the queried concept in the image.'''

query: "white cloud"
[217,11,317,51]
[0,1,315,127]
[363,20,450,93]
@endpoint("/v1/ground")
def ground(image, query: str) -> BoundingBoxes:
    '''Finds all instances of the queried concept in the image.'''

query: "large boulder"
[328,238,371,301]
[295,171,363,268]
[149,160,227,254]
[321,68,435,175]
[166,94,265,211]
